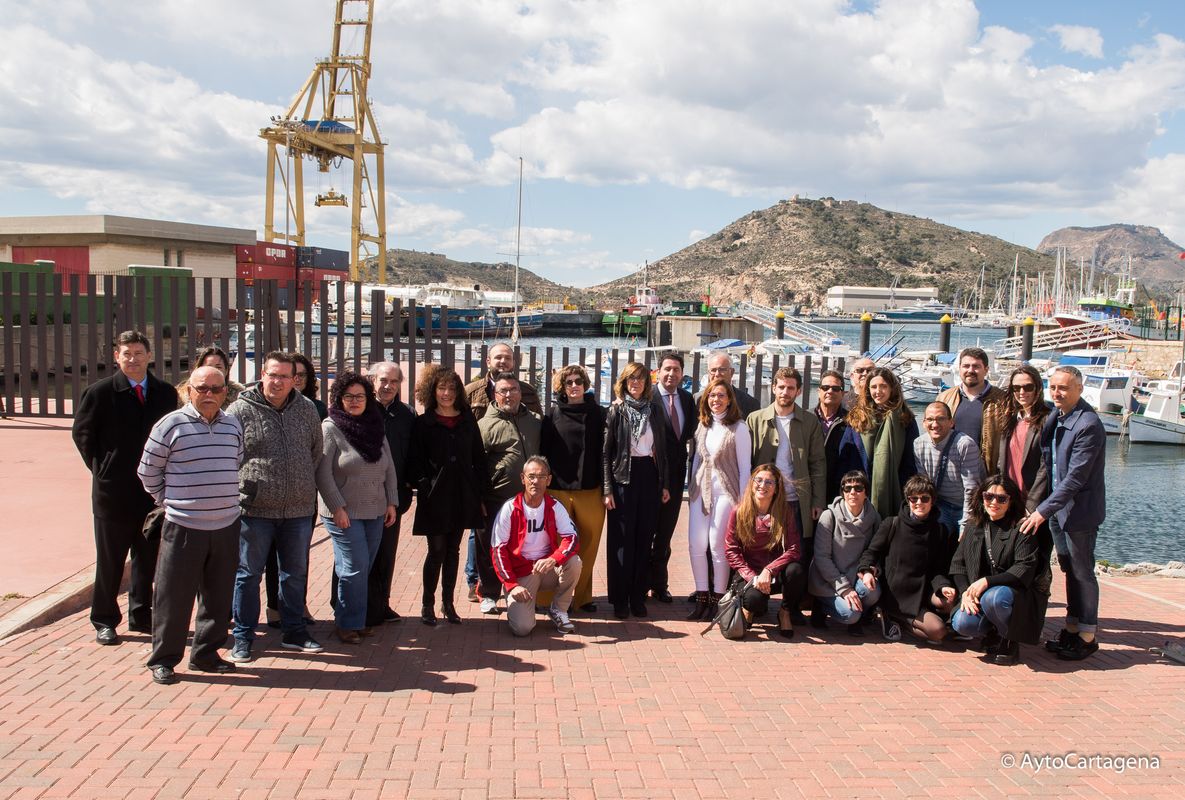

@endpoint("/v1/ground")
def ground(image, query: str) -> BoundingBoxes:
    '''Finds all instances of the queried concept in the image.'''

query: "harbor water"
[511,325,1183,565]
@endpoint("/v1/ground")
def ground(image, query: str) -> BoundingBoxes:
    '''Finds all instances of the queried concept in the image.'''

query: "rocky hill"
[585,197,1057,309]
[1036,224,1184,290]
[361,248,581,304]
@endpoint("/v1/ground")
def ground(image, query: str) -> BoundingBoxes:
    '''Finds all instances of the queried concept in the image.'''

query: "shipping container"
[101,265,193,325]
[12,245,91,293]
[234,244,256,264]
[296,245,349,270]
[236,262,253,279]
[253,263,295,281]
[255,241,295,267]
[0,260,106,323]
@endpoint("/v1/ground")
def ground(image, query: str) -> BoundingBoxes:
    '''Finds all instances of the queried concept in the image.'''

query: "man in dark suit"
[72,330,179,645]
[366,361,415,626]
[1020,365,1106,662]
[694,352,762,417]
[649,351,696,603]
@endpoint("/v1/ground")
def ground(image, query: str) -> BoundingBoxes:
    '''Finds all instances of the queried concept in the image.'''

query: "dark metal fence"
[0,275,843,418]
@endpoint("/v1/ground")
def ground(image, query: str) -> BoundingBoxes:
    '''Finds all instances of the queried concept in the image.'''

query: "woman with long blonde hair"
[723,464,804,639]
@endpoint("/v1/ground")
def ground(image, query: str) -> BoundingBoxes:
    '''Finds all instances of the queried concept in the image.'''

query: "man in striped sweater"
[137,366,244,685]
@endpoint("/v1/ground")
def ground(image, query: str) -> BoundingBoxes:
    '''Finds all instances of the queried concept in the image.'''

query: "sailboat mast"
[512,156,522,342]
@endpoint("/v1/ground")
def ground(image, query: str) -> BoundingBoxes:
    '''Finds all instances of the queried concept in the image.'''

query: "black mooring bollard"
[939,314,952,353]
[859,312,872,354]
[1021,317,1035,362]
[775,310,786,340]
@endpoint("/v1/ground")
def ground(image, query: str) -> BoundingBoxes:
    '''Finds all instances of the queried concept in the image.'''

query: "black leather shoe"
[630,600,648,618]
[150,665,177,685]
[1057,634,1099,661]
[809,598,829,629]
[421,605,437,626]
[127,621,153,634]
[1044,628,1075,653]
[651,589,673,604]
[96,627,119,646]
[442,603,462,625]
[993,639,1020,666]
[578,602,598,613]
[613,604,630,619]
[187,658,235,674]
[383,608,401,623]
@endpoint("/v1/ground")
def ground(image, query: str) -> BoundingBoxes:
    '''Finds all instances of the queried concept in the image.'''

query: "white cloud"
[688,229,709,244]
[1096,154,1185,246]
[1050,24,1105,59]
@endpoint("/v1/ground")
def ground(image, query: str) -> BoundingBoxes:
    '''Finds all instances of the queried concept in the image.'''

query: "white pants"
[688,493,735,594]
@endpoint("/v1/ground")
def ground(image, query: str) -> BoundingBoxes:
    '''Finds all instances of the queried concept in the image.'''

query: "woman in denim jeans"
[315,371,398,644]
[808,470,882,635]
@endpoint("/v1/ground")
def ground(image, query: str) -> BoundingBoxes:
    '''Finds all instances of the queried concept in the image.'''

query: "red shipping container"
[235,262,254,279]
[253,263,296,281]
[235,244,256,264]
[12,245,91,293]
[255,241,295,267]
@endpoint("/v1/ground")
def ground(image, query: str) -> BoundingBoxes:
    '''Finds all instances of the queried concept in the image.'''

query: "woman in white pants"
[686,379,751,620]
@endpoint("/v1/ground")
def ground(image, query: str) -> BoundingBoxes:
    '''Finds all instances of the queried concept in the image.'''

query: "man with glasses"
[476,373,543,614]
[694,353,761,416]
[226,351,325,661]
[137,366,243,684]
[813,369,865,504]
[1020,365,1106,662]
[748,367,826,621]
[844,356,875,409]
[72,330,179,646]
[913,401,984,535]
[937,347,1008,471]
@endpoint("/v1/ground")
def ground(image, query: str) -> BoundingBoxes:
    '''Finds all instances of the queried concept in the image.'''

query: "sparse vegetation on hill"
[1037,224,1184,291]
[360,249,584,304]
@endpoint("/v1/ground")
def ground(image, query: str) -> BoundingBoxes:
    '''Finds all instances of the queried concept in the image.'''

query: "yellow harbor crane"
[259,0,388,282]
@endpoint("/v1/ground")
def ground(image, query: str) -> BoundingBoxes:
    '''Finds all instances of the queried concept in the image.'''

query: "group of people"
[71,332,1106,685]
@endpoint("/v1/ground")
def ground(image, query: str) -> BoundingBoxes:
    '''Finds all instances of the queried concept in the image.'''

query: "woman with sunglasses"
[808,470,882,635]
[846,367,918,519]
[941,474,1044,665]
[723,464,803,638]
[603,362,669,619]
[997,365,1054,592]
[856,474,957,643]
[541,364,607,613]
[315,371,399,643]
[686,379,752,621]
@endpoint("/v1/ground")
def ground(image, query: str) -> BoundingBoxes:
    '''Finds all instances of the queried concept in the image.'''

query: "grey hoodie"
[808,495,882,598]
[227,386,323,519]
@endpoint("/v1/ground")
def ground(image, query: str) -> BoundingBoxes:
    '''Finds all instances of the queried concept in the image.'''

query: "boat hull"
[1128,415,1185,445]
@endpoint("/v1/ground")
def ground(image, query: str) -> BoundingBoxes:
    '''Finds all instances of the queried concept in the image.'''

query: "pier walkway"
[733,302,841,348]
[0,419,1182,798]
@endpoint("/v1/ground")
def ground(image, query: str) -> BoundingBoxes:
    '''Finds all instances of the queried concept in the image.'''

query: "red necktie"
[667,392,678,431]
[134,384,145,405]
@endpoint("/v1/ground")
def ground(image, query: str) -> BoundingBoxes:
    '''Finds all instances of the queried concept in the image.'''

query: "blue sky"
[1,0,1183,287]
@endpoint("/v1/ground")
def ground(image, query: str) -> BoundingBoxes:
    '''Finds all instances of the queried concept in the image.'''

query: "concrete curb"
[0,565,96,641]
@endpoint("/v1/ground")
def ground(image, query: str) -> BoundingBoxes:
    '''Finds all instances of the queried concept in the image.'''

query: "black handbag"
[701,577,751,640]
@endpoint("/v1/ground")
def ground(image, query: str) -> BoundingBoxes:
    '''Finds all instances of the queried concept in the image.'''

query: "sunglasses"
[906,495,932,504]
[1010,383,1037,393]
[751,477,779,488]
[191,385,227,394]
[564,379,586,387]
[841,484,865,494]
[820,385,843,392]
[982,492,1010,504]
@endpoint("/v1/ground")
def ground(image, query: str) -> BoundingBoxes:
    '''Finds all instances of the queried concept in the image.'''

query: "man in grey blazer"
[1020,366,1106,662]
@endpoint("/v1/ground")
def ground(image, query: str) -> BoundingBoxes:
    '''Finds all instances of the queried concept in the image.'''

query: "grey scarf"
[622,394,652,444]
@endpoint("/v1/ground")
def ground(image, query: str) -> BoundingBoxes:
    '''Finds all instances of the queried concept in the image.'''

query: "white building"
[825,285,939,313]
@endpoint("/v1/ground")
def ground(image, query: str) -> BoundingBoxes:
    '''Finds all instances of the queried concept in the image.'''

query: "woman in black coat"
[856,474,957,643]
[942,474,1045,666]
[541,364,607,612]
[408,365,489,626]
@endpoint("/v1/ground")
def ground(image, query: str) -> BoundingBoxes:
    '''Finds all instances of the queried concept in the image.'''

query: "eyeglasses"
[263,373,293,381]
[922,416,950,424]
[294,370,307,378]
[626,375,646,382]
[494,387,521,396]
[853,367,872,374]
[906,495,932,504]
[191,385,226,395]
[342,393,367,402]
[982,492,1010,504]
[819,385,843,392]
[751,477,778,488]
[1010,383,1037,393]
[841,484,865,494]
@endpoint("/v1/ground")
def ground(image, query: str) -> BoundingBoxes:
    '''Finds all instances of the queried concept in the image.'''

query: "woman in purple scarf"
[315,371,399,644]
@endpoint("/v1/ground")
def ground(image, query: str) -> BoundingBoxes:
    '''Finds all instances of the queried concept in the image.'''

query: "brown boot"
[686,591,709,621]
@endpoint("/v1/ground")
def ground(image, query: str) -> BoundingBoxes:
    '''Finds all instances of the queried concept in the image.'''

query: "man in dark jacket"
[814,369,864,504]
[72,330,178,645]
[365,361,415,626]
[650,352,696,603]
[1021,365,1106,662]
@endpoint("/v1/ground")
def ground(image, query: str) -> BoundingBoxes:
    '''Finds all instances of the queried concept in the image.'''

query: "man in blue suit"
[1020,366,1106,661]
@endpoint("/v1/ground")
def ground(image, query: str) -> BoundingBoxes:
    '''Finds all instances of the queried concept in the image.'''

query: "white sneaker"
[480,597,499,615]
[548,606,575,634]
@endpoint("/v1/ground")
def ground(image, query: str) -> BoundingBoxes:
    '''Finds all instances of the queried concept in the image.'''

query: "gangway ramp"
[734,301,840,348]
[992,318,1131,358]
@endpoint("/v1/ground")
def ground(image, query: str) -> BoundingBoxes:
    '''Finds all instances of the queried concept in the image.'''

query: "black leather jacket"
[602,402,668,495]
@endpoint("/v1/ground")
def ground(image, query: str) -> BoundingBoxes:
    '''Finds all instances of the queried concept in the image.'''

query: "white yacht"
[1041,349,1141,435]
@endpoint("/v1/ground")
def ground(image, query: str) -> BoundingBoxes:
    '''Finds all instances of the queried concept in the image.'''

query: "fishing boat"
[1040,349,1142,435]
[1128,388,1185,444]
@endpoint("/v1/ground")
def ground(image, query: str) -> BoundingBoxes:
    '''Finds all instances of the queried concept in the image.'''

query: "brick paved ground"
[0,506,1182,799]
